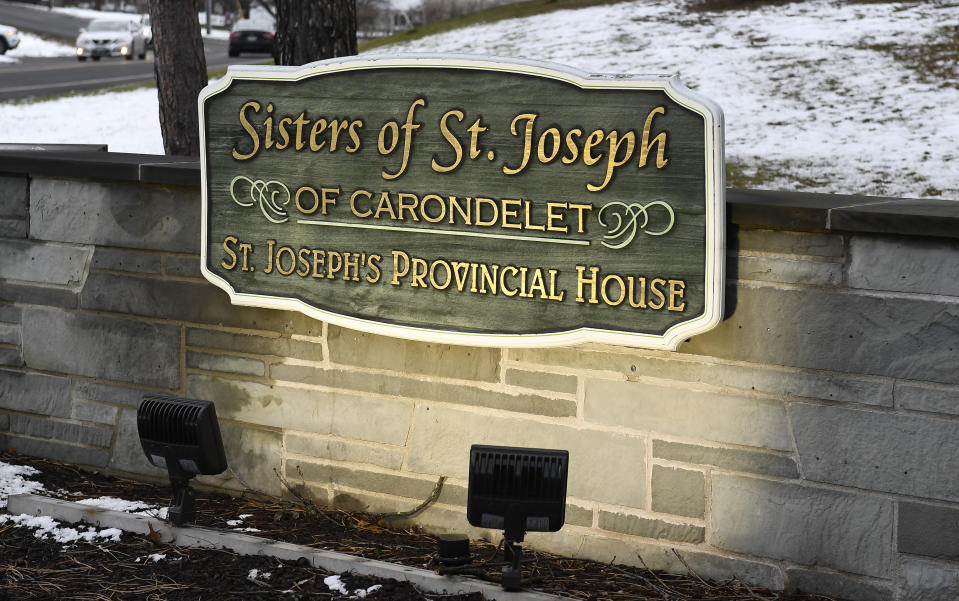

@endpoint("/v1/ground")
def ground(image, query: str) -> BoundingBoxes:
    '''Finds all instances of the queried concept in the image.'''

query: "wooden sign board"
[199,55,724,349]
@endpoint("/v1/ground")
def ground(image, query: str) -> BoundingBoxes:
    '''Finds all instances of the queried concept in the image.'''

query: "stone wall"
[2,150,959,601]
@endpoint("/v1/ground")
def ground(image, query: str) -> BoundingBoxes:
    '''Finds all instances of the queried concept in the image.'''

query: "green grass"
[686,0,801,12]
[358,0,633,52]
[725,158,830,191]
[1,78,157,105]
[687,0,920,11]
[860,25,958,89]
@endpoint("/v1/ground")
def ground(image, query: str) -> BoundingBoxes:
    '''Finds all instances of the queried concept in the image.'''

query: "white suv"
[0,23,21,55]
[75,18,146,61]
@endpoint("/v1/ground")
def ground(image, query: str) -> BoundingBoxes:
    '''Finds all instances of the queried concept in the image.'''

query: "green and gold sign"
[199,56,724,349]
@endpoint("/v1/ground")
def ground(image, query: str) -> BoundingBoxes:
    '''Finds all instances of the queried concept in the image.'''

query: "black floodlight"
[137,394,227,526]
[467,445,569,591]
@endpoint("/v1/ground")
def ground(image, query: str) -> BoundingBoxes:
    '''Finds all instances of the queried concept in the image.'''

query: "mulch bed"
[0,451,842,601]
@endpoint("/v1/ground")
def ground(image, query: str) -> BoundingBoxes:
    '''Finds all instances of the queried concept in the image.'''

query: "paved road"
[0,2,88,43]
[0,1,271,100]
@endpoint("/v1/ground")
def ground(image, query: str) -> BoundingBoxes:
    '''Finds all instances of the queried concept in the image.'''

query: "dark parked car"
[228,19,274,57]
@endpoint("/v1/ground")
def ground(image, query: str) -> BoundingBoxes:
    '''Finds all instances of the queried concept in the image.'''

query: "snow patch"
[0,87,163,154]
[323,575,382,598]
[76,495,168,519]
[0,31,75,63]
[77,496,156,513]
[0,461,45,508]
[0,513,123,543]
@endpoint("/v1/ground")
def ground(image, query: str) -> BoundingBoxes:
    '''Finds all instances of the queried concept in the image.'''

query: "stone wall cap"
[1,150,956,238]
[727,188,959,239]
[0,149,199,187]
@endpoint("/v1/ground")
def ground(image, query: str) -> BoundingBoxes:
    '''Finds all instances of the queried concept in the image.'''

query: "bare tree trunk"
[149,0,208,156]
[273,0,357,66]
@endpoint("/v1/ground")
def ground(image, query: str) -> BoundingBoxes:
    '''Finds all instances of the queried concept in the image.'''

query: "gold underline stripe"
[296,220,591,246]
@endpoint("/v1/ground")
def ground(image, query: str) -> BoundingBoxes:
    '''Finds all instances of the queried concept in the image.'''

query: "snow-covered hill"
[1,0,956,199]
[374,0,959,199]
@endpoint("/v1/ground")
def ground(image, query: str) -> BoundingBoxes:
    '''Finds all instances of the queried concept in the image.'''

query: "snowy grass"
[371,0,959,199]
[0,87,163,154]
[0,0,956,198]
[358,0,635,52]
[0,31,75,63]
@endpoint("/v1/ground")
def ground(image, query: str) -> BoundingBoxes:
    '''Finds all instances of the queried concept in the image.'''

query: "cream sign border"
[198,54,725,350]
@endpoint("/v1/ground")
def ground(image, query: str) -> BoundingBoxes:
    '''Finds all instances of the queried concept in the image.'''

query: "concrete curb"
[6,494,571,601]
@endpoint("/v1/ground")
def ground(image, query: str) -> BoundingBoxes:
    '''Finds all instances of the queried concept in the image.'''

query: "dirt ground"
[0,451,842,601]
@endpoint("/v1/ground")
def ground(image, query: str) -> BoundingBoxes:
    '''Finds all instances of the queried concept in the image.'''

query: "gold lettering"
[433,109,464,173]
[275,245,296,276]
[467,117,488,159]
[346,120,363,153]
[391,250,409,285]
[548,269,565,301]
[479,263,498,294]
[421,194,446,223]
[296,248,311,277]
[275,116,293,150]
[448,196,471,225]
[639,106,669,169]
[500,265,519,297]
[546,202,568,233]
[583,129,604,165]
[562,128,582,164]
[410,257,428,287]
[589,130,636,192]
[312,249,326,278]
[568,203,593,234]
[350,189,372,218]
[231,101,261,160]
[501,199,522,229]
[537,127,561,163]
[528,268,547,299]
[601,273,626,306]
[293,112,309,150]
[221,236,238,270]
[451,261,471,291]
[294,186,319,215]
[365,254,381,283]
[628,276,647,308]
[576,265,600,304]
[429,260,452,290]
[326,251,342,279]
[329,119,350,152]
[321,188,339,215]
[374,191,399,220]
[239,243,253,272]
[383,97,426,180]
[378,121,398,155]
[648,277,667,310]
[668,279,686,311]
[343,252,360,281]
[523,200,545,231]
[475,198,498,227]
[264,103,275,149]
[310,118,328,151]
[397,192,420,221]
[263,239,276,274]
[503,113,536,175]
